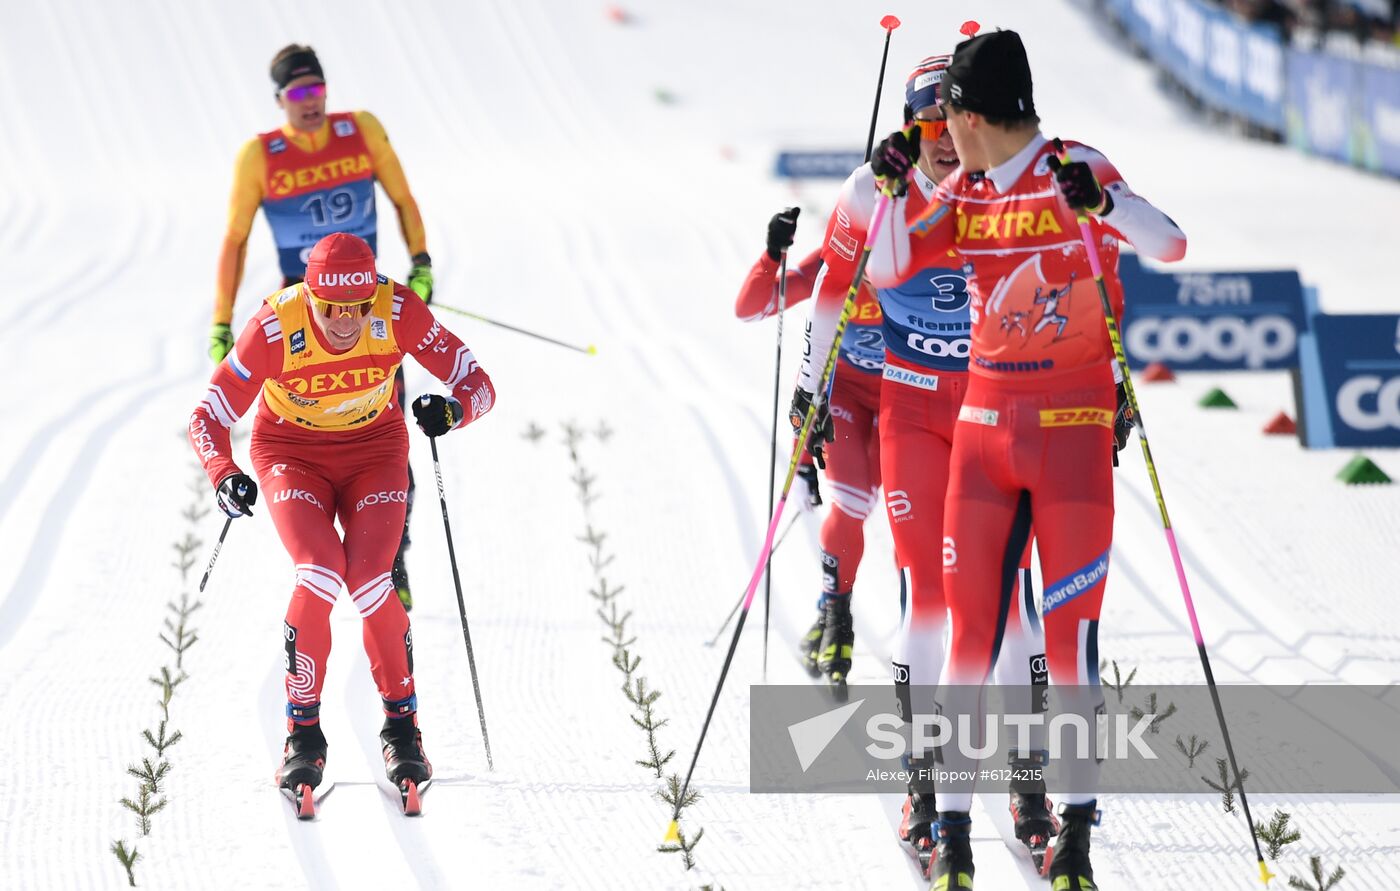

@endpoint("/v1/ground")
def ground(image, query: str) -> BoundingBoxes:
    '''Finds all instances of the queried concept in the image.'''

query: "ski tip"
[401,780,423,816]
[1039,841,1055,877]
[662,820,680,844]
[880,14,900,31]
[296,783,316,820]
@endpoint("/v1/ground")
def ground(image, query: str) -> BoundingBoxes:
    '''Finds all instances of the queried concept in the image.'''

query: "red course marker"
[961,20,981,37]
[881,14,901,31]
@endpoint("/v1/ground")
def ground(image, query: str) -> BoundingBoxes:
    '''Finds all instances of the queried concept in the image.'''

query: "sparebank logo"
[1336,375,1400,431]
[1125,314,1295,369]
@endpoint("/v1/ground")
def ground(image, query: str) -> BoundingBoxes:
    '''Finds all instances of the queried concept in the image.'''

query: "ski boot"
[897,784,937,878]
[381,714,432,814]
[1008,752,1058,873]
[1047,802,1098,891]
[392,548,413,612]
[276,719,328,818]
[929,811,975,891]
[818,594,854,689]
[276,720,328,790]
[797,597,827,678]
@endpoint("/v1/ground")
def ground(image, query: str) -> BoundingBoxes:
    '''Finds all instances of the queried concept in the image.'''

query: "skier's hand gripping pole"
[1051,138,1272,887]
[664,191,896,845]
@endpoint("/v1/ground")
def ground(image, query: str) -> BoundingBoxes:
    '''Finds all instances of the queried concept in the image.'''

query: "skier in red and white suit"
[867,30,1186,888]
[734,220,884,683]
[798,53,1051,872]
[188,232,494,797]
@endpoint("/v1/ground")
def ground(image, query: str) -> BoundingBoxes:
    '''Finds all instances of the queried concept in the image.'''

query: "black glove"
[216,472,258,518]
[1112,381,1135,466]
[871,126,921,197]
[413,394,464,437]
[1047,143,1112,215]
[795,461,823,510]
[766,207,800,262]
[789,388,835,469]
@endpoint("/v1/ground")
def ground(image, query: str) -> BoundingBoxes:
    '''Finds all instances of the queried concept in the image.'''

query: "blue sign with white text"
[774,151,865,180]
[1119,254,1306,371]
[1299,313,1400,448]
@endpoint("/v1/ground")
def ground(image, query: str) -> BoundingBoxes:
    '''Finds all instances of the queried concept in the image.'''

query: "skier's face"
[943,105,983,172]
[278,75,327,132]
[307,294,373,350]
[912,106,958,183]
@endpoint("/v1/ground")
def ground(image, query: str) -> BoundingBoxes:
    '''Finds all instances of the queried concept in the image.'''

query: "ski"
[278,780,336,821]
[896,795,936,879]
[1009,793,1061,875]
[377,776,432,815]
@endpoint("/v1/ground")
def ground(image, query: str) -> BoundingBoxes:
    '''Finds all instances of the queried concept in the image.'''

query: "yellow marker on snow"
[587,344,598,356]
[662,820,680,844]
[1259,860,1275,886]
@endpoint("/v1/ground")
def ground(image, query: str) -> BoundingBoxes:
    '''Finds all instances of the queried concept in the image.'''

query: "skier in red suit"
[867,30,1186,889]
[734,219,885,684]
[188,232,494,803]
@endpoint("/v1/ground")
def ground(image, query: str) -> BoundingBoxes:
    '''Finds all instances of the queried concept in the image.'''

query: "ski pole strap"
[286,701,321,724]
[382,694,418,717]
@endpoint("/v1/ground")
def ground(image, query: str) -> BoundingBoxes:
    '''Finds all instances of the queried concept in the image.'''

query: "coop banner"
[1298,313,1400,448]
[1118,254,1306,371]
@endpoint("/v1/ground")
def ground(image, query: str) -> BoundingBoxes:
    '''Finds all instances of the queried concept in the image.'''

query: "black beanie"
[942,30,1035,120]
[271,49,324,91]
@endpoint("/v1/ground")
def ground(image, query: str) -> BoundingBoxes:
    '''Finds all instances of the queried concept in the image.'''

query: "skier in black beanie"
[865,27,1190,891]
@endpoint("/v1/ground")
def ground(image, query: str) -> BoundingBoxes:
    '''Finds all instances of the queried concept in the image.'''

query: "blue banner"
[774,151,864,180]
[1299,313,1400,448]
[1106,0,1285,131]
[1285,49,1359,164]
[1359,63,1400,176]
[1104,0,1400,176]
[1119,254,1306,370]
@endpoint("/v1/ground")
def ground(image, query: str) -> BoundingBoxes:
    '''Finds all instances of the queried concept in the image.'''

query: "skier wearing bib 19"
[799,47,1052,878]
[867,29,1186,890]
[733,209,885,688]
[188,233,494,814]
[208,44,434,612]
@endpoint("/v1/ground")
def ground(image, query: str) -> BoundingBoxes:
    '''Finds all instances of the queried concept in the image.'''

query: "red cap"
[305,233,378,304]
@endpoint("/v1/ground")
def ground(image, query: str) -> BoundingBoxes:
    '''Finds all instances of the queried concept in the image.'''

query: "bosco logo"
[1336,375,1400,431]
[1126,314,1295,369]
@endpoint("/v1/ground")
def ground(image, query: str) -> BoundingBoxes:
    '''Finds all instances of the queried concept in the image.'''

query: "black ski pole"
[864,15,903,162]
[427,432,494,770]
[1052,139,1269,886]
[761,248,790,680]
[761,12,900,676]
[435,303,596,356]
[665,187,898,846]
[198,518,233,594]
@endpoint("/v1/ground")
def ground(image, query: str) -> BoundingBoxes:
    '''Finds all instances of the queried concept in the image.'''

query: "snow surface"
[1,1,1399,889]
